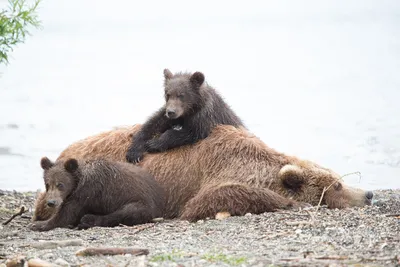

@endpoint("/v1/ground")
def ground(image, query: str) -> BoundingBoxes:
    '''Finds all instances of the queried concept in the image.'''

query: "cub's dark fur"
[29,157,165,231]
[126,69,245,163]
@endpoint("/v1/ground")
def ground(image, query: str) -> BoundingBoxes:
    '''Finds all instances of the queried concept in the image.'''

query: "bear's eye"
[165,93,170,100]
[57,183,64,190]
[178,94,184,99]
[45,183,49,191]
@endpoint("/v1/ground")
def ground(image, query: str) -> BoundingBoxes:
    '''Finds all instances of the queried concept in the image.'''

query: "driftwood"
[30,239,83,250]
[28,258,60,267]
[76,247,149,257]
[3,206,27,225]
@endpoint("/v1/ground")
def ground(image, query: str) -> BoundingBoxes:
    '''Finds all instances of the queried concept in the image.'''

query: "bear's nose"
[365,191,374,200]
[166,110,176,118]
[47,200,56,207]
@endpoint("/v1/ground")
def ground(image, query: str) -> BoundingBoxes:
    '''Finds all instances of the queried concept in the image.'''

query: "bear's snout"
[47,200,57,207]
[166,109,176,119]
[366,191,374,200]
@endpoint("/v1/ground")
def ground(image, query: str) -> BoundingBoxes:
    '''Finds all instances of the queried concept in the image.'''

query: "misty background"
[0,0,399,191]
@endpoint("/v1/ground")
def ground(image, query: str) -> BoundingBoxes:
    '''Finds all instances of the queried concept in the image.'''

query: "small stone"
[54,258,69,266]
[215,212,231,220]
[295,229,302,234]
[27,258,59,267]
[152,217,164,223]
[245,213,252,216]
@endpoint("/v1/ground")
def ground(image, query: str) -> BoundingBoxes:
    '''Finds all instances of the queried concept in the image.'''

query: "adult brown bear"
[34,124,373,222]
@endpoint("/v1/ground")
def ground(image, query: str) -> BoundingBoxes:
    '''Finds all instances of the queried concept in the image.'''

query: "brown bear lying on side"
[30,157,165,231]
[34,124,373,222]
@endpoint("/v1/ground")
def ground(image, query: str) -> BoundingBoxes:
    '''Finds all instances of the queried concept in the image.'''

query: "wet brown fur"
[30,157,165,231]
[34,124,372,222]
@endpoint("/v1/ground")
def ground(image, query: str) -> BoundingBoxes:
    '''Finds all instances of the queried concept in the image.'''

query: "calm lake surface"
[0,0,399,191]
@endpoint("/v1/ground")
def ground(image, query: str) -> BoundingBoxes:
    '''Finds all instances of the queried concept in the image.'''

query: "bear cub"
[126,69,245,163]
[29,157,165,231]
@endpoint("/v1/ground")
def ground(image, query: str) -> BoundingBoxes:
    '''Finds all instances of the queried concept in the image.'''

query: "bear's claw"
[126,147,144,163]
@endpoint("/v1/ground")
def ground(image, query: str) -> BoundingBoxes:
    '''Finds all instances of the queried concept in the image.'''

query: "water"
[0,0,399,191]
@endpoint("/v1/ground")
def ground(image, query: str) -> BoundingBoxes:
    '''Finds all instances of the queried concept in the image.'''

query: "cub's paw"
[126,146,144,164]
[144,139,164,153]
[28,221,52,232]
[78,214,99,230]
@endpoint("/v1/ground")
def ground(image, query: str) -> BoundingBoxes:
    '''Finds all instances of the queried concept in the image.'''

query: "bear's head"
[278,162,373,209]
[163,68,205,119]
[40,157,80,209]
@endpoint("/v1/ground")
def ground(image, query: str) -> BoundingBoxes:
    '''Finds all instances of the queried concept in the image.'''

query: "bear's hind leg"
[180,182,307,222]
[78,202,153,229]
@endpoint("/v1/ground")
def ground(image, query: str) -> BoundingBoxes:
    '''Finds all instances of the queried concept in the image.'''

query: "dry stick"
[341,171,362,181]
[315,171,362,213]
[315,256,349,260]
[385,214,400,217]
[30,239,83,249]
[76,247,149,257]
[2,206,27,225]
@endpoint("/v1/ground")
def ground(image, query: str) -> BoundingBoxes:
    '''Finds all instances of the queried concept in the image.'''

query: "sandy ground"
[0,189,399,267]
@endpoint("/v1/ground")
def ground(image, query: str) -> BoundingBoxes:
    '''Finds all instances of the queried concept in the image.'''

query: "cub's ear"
[64,158,79,173]
[164,69,173,80]
[40,157,54,170]
[190,71,205,89]
[279,164,305,190]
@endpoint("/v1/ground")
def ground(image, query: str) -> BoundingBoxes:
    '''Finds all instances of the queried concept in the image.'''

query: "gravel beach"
[0,189,399,267]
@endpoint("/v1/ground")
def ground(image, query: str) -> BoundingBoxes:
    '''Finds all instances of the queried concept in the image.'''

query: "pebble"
[54,258,69,266]
[215,212,231,220]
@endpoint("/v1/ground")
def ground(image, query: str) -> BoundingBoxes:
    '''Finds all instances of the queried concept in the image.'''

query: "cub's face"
[40,157,79,209]
[163,69,205,119]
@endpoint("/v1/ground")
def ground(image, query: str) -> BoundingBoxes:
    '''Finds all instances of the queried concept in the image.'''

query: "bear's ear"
[40,157,54,170]
[164,69,173,80]
[190,71,205,89]
[279,164,305,190]
[64,158,79,173]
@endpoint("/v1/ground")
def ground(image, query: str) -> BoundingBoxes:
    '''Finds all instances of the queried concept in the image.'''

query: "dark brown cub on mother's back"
[29,157,165,231]
[126,69,245,163]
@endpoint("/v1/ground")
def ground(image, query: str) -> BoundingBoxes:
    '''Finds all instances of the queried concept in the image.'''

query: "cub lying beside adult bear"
[30,157,165,231]
[34,124,373,223]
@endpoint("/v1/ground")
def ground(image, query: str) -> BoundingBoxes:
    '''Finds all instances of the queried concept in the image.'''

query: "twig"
[285,220,313,226]
[118,223,155,234]
[384,214,400,217]
[315,256,349,260]
[76,247,149,257]
[341,171,362,182]
[2,206,27,225]
[30,239,83,249]
[315,181,337,212]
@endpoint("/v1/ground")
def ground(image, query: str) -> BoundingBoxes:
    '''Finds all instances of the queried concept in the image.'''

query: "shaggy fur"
[126,69,245,163]
[30,157,165,231]
[35,124,373,222]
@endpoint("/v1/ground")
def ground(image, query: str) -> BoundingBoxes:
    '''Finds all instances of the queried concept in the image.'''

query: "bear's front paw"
[28,221,52,232]
[145,139,164,153]
[126,146,144,164]
[77,214,99,230]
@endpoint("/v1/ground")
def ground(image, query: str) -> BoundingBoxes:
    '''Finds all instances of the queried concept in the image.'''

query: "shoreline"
[1,189,399,266]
